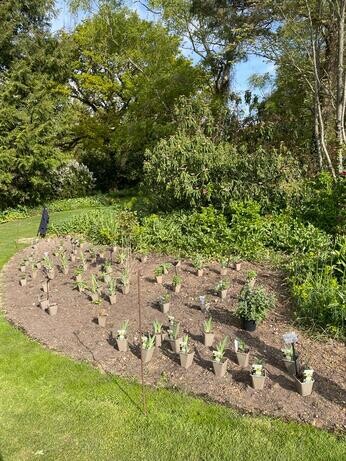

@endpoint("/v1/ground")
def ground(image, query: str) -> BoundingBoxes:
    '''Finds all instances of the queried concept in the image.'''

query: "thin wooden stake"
[137,269,147,415]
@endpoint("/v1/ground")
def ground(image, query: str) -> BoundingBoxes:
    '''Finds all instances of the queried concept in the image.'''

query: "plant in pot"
[203,317,214,347]
[119,269,130,294]
[59,254,69,275]
[159,292,170,313]
[30,262,38,280]
[102,260,113,275]
[193,255,204,277]
[88,275,100,303]
[43,256,55,280]
[172,275,182,293]
[79,251,88,271]
[107,278,117,305]
[167,317,182,353]
[199,295,210,314]
[282,332,300,376]
[47,303,58,316]
[246,270,257,289]
[232,256,242,271]
[295,366,314,396]
[141,334,156,363]
[19,276,27,287]
[212,336,228,377]
[219,257,228,276]
[234,338,250,367]
[215,279,230,299]
[152,320,163,347]
[154,265,164,284]
[115,320,129,352]
[97,308,108,327]
[74,265,84,282]
[161,262,172,275]
[235,285,275,332]
[250,359,266,390]
[179,335,194,369]
[74,279,87,293]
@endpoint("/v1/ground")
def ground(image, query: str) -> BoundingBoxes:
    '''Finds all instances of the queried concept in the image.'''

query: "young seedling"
[154,265,164,284]
[161,262,172,275]
[199,295,210,314]
[215,279,230,299]
[43,256,55,280]
[74,279,87,293]
[107,278,117,304]
[167,317,182,353]
[30,261,38,280]
[102,260,113,275]
[234,337,250,367]
[115,320,129,352]
[74,265,85,282]
[172,275,182,293]
[250,358,266,390]
[193,255,204,276]
[80,251,87,270]
[219,257,229,275]
[159,292,170,313]
[120,268,130,294]
[246,270,257,289]
[179,335,194,369]
[141,334,156,363]
[203,317,214,347]
[152,320,163,347]
[89,274,100,303]
[212,336,229,377]
[59,253,69,275]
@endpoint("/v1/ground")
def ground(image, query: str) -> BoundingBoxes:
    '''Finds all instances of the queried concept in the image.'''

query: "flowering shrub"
[51,161,95,199]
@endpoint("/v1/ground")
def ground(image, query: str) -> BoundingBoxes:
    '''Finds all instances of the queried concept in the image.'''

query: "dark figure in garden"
[37,207,49,237]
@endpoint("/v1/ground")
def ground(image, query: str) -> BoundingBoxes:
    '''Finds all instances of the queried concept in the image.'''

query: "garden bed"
[1,237,345,431]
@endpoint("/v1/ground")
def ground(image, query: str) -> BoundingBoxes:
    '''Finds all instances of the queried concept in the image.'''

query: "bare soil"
[1,238,345,431]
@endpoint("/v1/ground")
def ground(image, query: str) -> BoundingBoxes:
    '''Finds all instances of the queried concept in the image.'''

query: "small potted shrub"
[215,279,230,299]
[47,303,58,316]
[19,276,27,287]
[107,278,117,305]
[295,367,314,396]
[98,308,108,327]
[89,275,100,303]
[159,293,170,313]
[234,338,250,367]
[172,275,182,293]
[179,335,194,369]
[115,320,129,352]
[43,256,55,280]
[120,269,130,294]
[102,260,113,275]
[219,257,228,276]
[193,255,204,277]
[59,254,69,275]
[235,285,275,332]
[74,265,84,282]
[79,251,88,271]
[154,265,164,284]
[152,320,163,347]
[212,337,228,377]
[203,317,214,347]
[246,270,257,289]
[282,332,299,375]
[167,317,182,353]
[250,359,266,390]
[141,334,156,363]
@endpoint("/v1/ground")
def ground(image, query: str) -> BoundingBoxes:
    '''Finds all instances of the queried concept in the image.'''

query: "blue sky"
[52,0,275,95]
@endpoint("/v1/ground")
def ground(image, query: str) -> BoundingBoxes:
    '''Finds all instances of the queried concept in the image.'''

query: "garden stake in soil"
[138,269,147,416]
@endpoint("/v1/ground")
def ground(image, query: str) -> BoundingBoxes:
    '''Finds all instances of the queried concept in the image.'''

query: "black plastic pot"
[241,318,256,332]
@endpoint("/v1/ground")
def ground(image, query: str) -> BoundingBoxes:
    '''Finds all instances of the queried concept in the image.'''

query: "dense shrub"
[51,161,95,199]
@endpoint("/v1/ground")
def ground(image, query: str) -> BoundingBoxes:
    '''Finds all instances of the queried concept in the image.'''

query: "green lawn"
[0,211,344,461]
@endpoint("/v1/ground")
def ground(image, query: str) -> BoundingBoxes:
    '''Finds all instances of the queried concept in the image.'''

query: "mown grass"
[0,211,345,461]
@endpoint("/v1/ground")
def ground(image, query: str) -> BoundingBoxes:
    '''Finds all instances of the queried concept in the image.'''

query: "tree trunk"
[336,0,346,172]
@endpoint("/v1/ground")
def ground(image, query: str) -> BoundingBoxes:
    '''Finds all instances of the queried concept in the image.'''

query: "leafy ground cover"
[0,210,345,460]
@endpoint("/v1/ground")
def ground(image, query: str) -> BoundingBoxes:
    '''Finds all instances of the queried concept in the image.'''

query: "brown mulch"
[1,237,345,432]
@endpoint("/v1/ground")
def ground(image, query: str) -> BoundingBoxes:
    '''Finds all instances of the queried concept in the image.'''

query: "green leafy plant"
[152,320,162,335]
[107,278,117,296]
[42,256,53,271]
[142,334,156,350]
[120,268,130,286]
[74,280,87,292]
[246,270,257,281]
[213,336,228,363]
[161,262,172,273]
[251,358,265,376]
[220,257,229,268]
[102,260,112,273]
[235,285,275,322]
[203,317,213,333]
[235,338,248,353]
[180,335,191,354]
[59,254,69,272]
[215,279,230,292]
[154,265,164,277]
[193,254,204,270]
[160,293,170,304]
[172,275,182,287]
[168,317,180,340]
[89,275,100,294]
